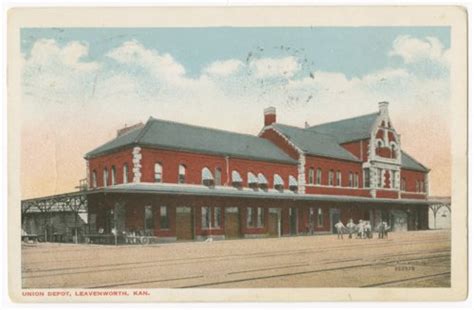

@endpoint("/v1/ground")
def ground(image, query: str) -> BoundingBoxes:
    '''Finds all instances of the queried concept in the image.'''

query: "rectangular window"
[201,207,210,229]
[214,207,222,228]
[328,170,334,186]
[336,171,341,187]
[401,178,406,191]
[154,163,163,183]
[416,181,420,193]
[246,207,255,227]
[144,206,154,232]
[363,168,370,188]
[257,207,264,228]
[316,169,322,185]
[160,206,169,229]
[354,173,359,188]
[178,165,186,184]
[308,168,314,184]
[348,172,353,187]
[123,165,128,184]
[92,171,97,188]
[317,208,323,227]
[111,167,116,185]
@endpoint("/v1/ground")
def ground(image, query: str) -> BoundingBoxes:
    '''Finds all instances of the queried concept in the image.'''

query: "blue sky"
[20,27,452,197]
[21,27,450,79]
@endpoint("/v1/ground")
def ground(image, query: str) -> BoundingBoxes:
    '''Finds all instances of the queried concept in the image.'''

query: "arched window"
[377,140,383,148]
[336,170,342,187]
[103,168,108,187]
[248,172,258,189]
[91,170,97,188]
[289,175,298,192]
[202,167,214,186]
[257,173,268,190]
[273,174,284,191]
[231,170,243,188]
[123,164,128,184]
[178,164,186,184]
[215,167,222,186]
[316,168,322,185]
[111,166,116,185]
[154,163,163,183]
[308,167,315,184]
[328,170,334,186]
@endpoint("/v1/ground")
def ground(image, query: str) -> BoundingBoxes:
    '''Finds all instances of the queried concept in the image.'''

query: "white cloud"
[204,59,244,77]
[389,35,450,67]
[106,40,186,83]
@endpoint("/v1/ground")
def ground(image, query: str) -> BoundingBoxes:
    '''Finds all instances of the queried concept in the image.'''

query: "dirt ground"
[21,230,450,288]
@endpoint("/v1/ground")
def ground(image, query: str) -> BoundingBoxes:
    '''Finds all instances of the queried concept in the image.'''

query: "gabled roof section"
[271,123,360,162]
[86,117,297,164]
[401,151,430,172]
[307,112,379,143]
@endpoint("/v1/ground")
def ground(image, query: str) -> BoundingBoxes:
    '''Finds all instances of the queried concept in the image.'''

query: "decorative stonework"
[132,146,142,183]
[298,154,306,194]
[86,160,90,189]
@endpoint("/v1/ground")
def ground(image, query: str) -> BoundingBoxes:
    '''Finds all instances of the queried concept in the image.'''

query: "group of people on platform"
[334,219,390,240]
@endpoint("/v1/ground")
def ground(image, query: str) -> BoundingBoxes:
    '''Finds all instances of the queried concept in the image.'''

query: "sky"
[20,27,451,198]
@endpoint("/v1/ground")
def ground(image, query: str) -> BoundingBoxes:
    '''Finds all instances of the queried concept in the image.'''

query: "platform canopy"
[86,182,431,206]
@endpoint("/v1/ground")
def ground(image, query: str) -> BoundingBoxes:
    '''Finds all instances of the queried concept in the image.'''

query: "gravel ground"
[22,230,450,288]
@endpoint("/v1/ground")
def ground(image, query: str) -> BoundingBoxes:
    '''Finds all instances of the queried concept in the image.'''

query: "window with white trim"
[103,168,108,187]
[317,208,323,227]
[354,172,359,188]
[348,171,353,188]
[178,164,186,184]
[336,170,342,187]
[328,170,334,186]
[123,164,128,184]
[111,166,116,185]
[308,168,315,184]
[160,206,169,229]
[316,168,322,185]
[92,170,97,188]
[154,163,163,183]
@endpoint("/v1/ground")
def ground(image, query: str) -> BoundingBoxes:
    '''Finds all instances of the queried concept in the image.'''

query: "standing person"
[377,221,384,239]
[383,221,390,239]
[365,221,372,239]
[334,220,345,239]
[356,220,365,239]
[346,219,356,239]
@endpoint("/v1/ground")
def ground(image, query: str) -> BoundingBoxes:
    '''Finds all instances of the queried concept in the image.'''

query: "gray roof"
[271,124,360,162]
[401,151,429,172]
[86,117,297,164]
[307,112,379,143]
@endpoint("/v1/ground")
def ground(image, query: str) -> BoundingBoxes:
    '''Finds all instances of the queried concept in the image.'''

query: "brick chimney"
[264,107,276,126]
[378,101,389,115]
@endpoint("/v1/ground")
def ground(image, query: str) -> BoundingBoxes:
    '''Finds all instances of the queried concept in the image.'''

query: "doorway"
[176,207,194,240]
[330,208,341,234]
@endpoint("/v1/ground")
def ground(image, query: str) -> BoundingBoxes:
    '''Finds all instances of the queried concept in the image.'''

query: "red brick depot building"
[85,102,430,242]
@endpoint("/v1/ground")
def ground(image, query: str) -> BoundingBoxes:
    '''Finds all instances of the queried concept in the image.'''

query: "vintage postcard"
[7,6,467,302]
